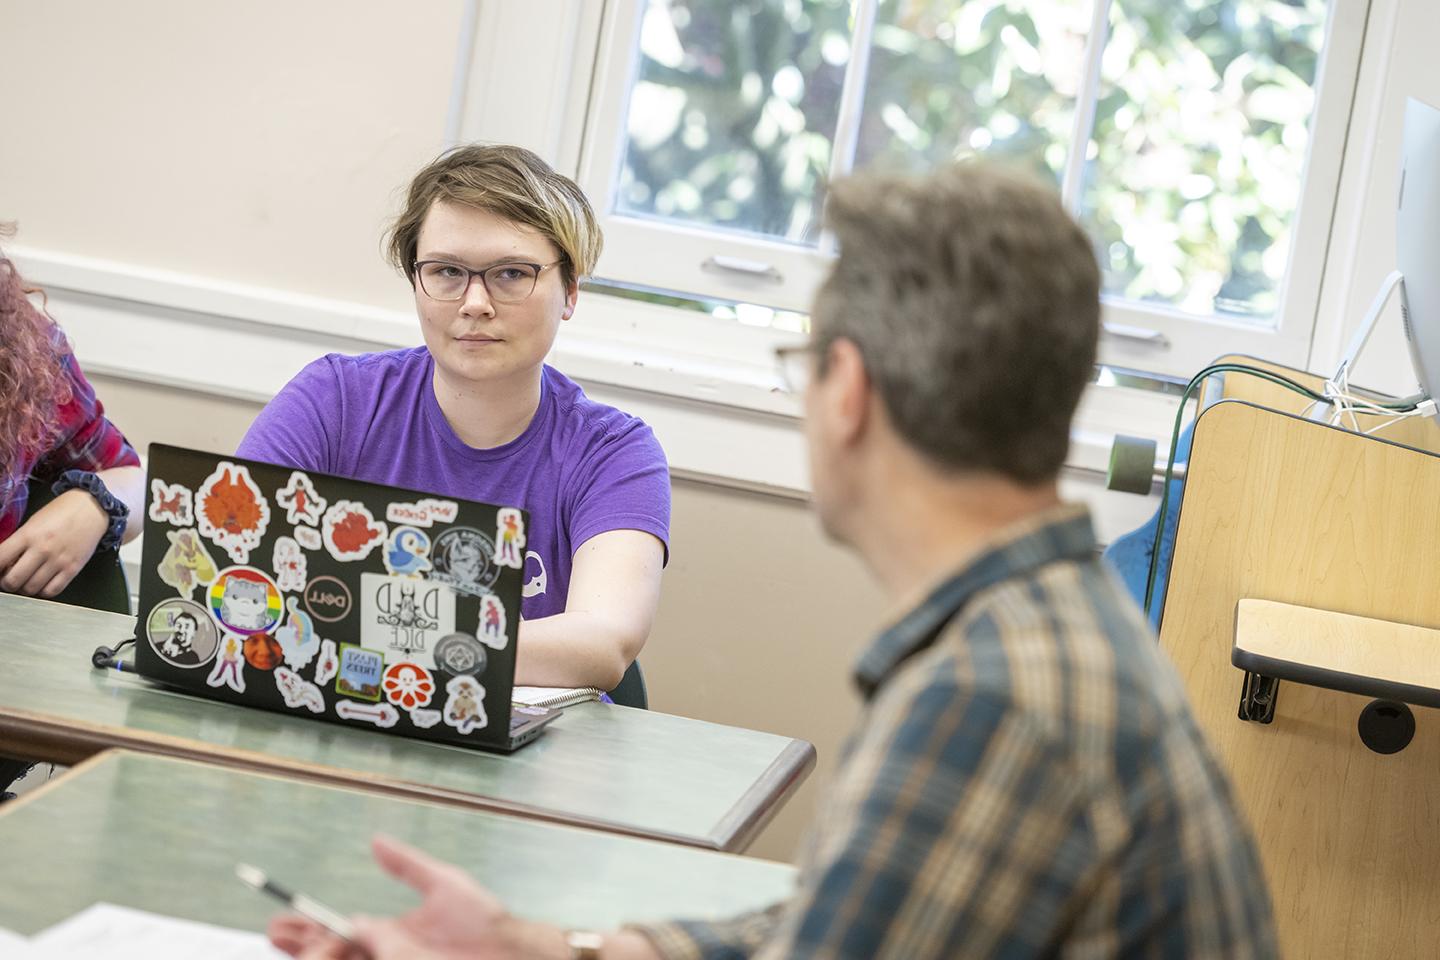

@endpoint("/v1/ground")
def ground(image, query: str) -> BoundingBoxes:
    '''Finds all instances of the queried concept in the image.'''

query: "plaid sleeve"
[638,661,1095,959]
[630,904,785,960]
[35,353,141,478]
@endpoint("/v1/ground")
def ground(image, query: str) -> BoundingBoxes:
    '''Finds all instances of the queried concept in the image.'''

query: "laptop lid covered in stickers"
[132,444,529,751]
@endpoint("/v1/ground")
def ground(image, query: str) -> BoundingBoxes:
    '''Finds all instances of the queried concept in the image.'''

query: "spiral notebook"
[511,685,603,709]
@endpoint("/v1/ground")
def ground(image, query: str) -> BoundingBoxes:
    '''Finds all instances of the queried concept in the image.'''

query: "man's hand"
[268,835,571,960]
[0,489,108,597]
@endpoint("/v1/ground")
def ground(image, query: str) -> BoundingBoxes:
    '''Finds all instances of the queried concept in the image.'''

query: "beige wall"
[90,373,886,863]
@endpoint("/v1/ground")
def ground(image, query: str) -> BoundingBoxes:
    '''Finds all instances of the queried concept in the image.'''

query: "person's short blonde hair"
[386,144,602,290]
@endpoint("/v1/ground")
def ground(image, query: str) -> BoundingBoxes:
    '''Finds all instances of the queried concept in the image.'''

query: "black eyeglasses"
[413,259,564,304]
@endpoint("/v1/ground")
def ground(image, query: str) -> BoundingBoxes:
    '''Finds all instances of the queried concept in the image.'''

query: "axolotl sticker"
[195,462,271,564]
[322,501,387,563]
[359,573,455,669]
[147,480,193,526]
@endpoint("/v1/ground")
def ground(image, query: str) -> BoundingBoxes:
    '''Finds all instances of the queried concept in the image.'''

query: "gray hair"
[813,162,1100,484]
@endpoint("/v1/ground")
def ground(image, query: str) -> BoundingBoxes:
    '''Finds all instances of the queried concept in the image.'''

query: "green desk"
[0,594,814,851]
[0,751,797,937]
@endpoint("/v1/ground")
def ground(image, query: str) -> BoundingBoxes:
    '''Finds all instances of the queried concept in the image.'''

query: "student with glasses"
[237,146,669,693]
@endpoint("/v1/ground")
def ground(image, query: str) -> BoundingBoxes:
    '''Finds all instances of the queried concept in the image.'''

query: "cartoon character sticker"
[494,507,526,569]
[382,662,436,710]
[274,597,320,671]
[321,500,386,563]
[272,536,308,593]
[195,462,271,564]
[145,598,220,668]
[206,635,247,693]
[443,675,488,735]
[359,573,456,669]
[314,639,339,686]
[409,708,442,729]
[293,526,322,552]
[274,666,325,713]
[208,567,283,635]
[335,644,384,701]
[429,527,500,597]
[385,499,459,528]
[147,480,193,526]
[157,529,218,599]
[242,632,283,671]
[276,471,326,527]
[383,526,432,577]
[335,700,399,728]
[433,633,487,678]
[477,595,508,651]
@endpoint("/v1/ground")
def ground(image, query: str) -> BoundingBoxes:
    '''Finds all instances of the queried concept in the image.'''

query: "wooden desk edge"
[710,738,817,853]
[0,710,722,851]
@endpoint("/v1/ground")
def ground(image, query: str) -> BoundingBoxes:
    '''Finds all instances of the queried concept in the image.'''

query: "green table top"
[0,751,797,937]
[0,594,814,851]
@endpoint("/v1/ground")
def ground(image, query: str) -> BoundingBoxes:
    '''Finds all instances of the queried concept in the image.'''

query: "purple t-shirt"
[236,347,670,621]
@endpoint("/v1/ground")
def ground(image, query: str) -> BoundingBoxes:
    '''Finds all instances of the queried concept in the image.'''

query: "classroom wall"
[85,373,884,863]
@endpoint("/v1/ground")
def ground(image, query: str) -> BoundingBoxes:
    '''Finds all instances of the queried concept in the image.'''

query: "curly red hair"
[0,248,73,481]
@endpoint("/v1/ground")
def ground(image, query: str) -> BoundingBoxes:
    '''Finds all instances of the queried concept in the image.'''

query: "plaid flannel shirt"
[637,504,1276,959]
[0,351,141,542]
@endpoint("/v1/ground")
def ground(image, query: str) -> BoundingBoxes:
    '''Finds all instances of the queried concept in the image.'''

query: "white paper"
[0,926,35,958]
[29,903,285,959]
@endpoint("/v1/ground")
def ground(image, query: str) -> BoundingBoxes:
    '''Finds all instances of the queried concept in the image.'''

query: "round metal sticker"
[430,527,500,597]
[433,632,487,678]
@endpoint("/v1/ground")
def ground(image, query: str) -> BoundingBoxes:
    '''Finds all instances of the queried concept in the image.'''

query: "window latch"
[1102,322,1170,348]
[702,255,784,282]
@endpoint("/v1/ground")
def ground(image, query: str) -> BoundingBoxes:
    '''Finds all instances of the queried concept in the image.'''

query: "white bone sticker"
[335,700,399,728]
[274,666,325,713]
[313,639,339,686]
[158,529,218,599]
[494,507,526,569]
[148,480,193,526]
[195,462,271,565]
[276,471,326,527]
[382,526,433,578]
[359,573,455,669]
[272,536,308,593]
[206,635,247,693]
[385,499,459,528]
[443,675,488,735]
[293,526,322,551]
[322,500,386,563]
[477,595,508,651]
[409,708,442,729]
[275,597,320,671]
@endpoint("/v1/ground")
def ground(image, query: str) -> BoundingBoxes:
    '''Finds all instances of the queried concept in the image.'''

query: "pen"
[235,862,356,941]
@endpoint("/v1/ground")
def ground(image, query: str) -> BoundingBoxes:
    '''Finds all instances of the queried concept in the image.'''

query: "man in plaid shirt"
[272,165,1276,959]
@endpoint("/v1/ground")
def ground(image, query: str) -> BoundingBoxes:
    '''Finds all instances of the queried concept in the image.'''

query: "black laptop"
[131,444,558,751]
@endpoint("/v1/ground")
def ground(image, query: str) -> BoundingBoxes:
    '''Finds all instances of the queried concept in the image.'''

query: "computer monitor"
[1330,96,1440,414]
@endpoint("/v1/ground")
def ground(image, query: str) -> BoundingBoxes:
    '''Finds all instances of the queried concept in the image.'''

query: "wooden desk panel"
[0,751,797,937]
[0,594,814,852]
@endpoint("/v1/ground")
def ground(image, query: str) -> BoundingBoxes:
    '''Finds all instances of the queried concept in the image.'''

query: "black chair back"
[609,659,648,710]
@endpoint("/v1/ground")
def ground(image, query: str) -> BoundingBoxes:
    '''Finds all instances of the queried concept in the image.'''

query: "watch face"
[565,931,605,958]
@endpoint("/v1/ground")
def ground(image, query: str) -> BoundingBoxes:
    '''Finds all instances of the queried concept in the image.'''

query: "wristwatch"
[51,469,129,551]
[565,930,605,959]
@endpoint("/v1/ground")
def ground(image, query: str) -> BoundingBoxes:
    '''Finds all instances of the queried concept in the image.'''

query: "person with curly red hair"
[0,245,144,599]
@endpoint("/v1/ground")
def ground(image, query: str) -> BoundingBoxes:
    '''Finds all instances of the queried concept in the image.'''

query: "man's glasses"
[414,259,564,304]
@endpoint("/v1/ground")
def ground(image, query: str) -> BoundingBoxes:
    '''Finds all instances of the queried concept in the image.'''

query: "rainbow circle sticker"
[208,566,283,635]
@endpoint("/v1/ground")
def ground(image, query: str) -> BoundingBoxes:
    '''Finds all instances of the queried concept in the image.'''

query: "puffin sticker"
[208,567,283,635]
[157,529,218,599]
[385,499,459,528]
[145,598,219,669]
[494,508,526,569]
[147,480,193,526]
[314,639,339,686]
[293,526,322,552]
[335,700,399,729]
[195,462,271,564]
[443,675,488,735]
[206,635,247,693]
[321,500,386,563]
[274,666,325,713]
[272,536,308,593]
[382,661,436,710]
[382,526,432,578]
[477,595,508,650]
[276,471,326,527]
[274,597,320,671]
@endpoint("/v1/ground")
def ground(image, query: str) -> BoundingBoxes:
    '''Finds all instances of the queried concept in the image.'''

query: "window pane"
[1079,0,1330,322]
[855,0,1092,186]
[615,0,853,245]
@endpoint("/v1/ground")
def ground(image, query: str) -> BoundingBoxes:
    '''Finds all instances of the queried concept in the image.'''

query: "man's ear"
[820,337,871,446]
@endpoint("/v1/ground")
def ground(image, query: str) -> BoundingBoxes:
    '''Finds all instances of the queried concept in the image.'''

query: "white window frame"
[572,0,1370,381]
